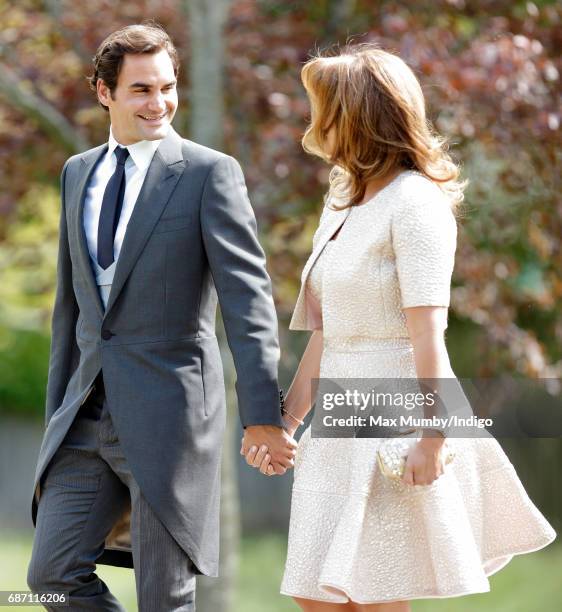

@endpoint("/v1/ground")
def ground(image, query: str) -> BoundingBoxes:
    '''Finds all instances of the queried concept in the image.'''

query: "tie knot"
[114,146,129,166]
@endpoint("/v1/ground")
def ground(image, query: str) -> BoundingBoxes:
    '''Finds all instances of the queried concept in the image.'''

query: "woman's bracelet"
[279,389,305,427]
[282,408,305,427]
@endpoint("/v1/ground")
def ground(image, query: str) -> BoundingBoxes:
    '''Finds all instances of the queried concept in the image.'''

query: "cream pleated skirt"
[280,339,557,604]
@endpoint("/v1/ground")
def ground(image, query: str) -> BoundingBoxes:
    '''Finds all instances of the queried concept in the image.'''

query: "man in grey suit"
[27,23,296,611]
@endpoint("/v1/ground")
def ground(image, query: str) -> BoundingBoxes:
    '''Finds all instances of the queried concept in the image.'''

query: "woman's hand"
[401,435,446,486]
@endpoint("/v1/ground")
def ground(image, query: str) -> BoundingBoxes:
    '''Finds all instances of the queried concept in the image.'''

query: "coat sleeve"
[45,159,81,428]
[200,155,284,429]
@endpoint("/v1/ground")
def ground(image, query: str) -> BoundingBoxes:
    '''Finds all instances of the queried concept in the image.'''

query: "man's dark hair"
[88,22,180,111]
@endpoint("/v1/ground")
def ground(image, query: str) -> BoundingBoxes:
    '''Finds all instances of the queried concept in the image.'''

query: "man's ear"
[96,79,111,109]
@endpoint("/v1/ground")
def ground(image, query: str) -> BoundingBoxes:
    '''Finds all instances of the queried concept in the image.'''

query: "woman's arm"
[244,330,323,476]
[404,305,454,379]
[281,330,324,437]
[402,305,453,485]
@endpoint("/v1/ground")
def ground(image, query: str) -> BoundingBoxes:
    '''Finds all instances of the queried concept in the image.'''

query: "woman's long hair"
[301,44,467,212]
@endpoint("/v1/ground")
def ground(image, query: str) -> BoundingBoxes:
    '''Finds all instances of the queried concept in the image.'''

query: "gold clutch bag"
[376,429,455,481]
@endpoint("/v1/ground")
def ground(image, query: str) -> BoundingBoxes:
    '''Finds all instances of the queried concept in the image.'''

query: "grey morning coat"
[31,126,284,576]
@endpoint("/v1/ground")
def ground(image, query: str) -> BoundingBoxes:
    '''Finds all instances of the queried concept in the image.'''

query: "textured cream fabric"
[281,170,556,604]
[289,170,457,334]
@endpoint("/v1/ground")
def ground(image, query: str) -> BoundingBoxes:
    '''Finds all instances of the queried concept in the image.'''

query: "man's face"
[97,49,178,144]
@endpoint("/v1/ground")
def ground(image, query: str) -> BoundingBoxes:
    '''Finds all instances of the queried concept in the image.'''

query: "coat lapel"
[104,127,186,317]
[72,127,186,320]
[290,205,351,329]
[74,144,109,320]
[299,205,351,291]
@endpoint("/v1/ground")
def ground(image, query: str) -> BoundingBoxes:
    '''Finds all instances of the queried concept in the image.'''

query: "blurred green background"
[1,531,561,611]
[0,0,561,610]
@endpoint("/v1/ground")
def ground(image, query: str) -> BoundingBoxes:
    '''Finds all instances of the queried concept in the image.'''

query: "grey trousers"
[27,373,196,611]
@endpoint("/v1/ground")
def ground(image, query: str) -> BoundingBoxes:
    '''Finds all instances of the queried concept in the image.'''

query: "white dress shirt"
[83,126,162,308]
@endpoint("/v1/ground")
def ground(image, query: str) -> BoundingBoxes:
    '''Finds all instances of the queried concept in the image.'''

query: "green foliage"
[0,324,49,419]
[0,184,60,330]
[0,184,59,417]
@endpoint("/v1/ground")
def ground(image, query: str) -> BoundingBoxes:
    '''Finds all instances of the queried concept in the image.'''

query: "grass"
[1,530,560,611]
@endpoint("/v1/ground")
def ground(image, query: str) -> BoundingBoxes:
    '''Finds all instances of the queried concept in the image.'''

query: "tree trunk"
[186,0,232,149]
[182,1,237,611]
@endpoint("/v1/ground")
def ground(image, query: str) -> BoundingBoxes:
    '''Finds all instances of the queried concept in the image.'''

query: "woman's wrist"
[419,428,446,450]
[282,407,304,427]
[281,397,306,436]
[281,416,298,437]
[420,424,446,436]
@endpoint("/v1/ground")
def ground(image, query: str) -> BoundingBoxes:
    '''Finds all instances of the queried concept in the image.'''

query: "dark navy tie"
[97,146,130,269]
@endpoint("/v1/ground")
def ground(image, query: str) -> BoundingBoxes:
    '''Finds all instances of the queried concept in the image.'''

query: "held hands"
[240,423,298,476]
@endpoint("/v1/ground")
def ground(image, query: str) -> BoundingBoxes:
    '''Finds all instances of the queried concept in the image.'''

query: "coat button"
[101,329,114,340]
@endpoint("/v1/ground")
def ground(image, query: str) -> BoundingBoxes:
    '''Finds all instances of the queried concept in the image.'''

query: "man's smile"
[138,112,167,122]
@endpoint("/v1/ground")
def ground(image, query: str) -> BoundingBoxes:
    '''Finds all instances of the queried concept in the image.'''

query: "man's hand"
[240,425,297,475]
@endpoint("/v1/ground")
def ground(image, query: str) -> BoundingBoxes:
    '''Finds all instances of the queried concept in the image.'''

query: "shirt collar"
[108,126,162,173]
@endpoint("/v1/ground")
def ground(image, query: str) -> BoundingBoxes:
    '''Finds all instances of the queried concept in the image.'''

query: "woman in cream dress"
[243,45,556,611]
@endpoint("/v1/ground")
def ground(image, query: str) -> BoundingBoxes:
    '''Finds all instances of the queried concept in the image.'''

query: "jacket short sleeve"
[391,184,457,309]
